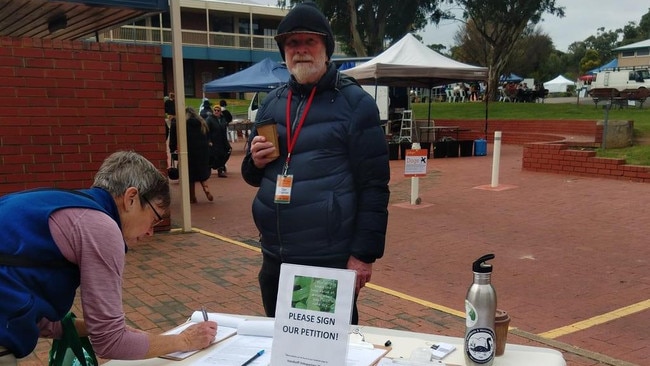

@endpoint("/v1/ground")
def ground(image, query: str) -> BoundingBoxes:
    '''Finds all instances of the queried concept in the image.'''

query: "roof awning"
[0,0,168,40]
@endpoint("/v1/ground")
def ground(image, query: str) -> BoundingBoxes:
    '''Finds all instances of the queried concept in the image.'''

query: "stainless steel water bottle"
[464,253,496,366]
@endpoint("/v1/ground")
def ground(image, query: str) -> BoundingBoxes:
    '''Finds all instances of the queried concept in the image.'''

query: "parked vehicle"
[591,67,650,94]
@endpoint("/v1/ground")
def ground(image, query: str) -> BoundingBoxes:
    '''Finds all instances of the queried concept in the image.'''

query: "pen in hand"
[241,349,264,366]
[201,306,208,322]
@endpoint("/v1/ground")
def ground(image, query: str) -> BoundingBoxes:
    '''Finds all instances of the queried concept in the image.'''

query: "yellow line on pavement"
[192,229,467,318]
[191,229,650,344]
[539,299,650,339]
[192,228,262,252]
[366,283,466,318]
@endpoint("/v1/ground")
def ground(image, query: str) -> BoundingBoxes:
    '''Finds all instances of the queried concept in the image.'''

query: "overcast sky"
[250,0,648,53]
[419,1,650,52]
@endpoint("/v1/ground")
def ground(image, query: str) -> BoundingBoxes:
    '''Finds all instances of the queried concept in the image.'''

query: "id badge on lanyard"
[274,174,293,204]
[273,87,316,204]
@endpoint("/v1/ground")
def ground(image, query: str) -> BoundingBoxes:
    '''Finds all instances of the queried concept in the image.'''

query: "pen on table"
[241,349,264,366]
[201,306,208,322]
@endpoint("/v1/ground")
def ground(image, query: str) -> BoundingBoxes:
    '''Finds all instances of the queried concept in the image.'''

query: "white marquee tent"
[341,33,487,87]
[543,75,575,93]
[342,33,488,130]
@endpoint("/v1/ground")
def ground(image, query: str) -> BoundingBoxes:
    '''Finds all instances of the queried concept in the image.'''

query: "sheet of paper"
[161,312,241,360]
[192,335,273,366]
[347,345,389,366]
[191,334,387,366]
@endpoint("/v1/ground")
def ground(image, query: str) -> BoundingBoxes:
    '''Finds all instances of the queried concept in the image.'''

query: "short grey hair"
[92,151,170,208]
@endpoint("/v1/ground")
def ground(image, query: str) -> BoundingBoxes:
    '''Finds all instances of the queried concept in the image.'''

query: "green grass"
[409,100,650,165]
[185,97,249,116]
[185,96,650,165]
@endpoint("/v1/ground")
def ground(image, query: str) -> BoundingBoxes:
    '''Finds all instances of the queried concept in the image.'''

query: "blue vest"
[0,188,122,358]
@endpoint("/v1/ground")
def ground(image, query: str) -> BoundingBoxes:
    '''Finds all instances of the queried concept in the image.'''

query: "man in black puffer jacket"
[241,2,390,325]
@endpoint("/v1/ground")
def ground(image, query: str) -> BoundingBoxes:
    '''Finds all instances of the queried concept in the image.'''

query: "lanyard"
[283,86,317,174]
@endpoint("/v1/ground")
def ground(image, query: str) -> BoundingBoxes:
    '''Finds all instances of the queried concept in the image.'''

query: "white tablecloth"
[103,317,565,366]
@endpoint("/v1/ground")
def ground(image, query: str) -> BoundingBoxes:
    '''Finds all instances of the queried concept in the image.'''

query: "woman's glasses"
[143,196,164,226]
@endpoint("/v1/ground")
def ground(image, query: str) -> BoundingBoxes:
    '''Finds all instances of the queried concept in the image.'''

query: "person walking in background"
[164,92,176,140]
[0,151,217,364]
[164,92,176,117]
[218,100,233,123]
[169,107,213,203]
[207,105,232,178]
[199,98,213,120]
[164,94,177,169]
[241,2,390,325]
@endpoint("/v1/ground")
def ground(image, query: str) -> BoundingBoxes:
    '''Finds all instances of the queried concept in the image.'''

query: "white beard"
[289,55,327,84]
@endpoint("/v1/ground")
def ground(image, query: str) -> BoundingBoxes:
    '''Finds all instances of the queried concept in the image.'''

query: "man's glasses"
[213,109,221,112]
[143,196,164,226]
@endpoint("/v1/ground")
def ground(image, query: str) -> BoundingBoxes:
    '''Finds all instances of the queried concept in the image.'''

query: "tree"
[620,21,643,45]
[431,0,564,101]
[427,43,449,55]
[640,9,650,38]
[453,22,553,79]
[583,27,620,61]
[579,49,601,75]
[278,0,439,56]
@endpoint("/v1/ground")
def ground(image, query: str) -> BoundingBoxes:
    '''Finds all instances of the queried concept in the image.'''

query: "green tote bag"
[48,312,98,366]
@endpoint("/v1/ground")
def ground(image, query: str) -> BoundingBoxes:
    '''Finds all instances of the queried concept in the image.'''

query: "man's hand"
[347,256,373,293]
[250,135,279,168]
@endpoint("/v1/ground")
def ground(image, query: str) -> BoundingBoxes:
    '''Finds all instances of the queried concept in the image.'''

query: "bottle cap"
[472,253,495,273]
[495,309,510,322]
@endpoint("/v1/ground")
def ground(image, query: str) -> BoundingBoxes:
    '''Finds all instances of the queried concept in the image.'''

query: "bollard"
[410,142,421,205]
[491,131,502,188]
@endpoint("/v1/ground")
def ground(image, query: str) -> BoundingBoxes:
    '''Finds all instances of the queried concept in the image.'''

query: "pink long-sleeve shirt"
[38,208,149,359]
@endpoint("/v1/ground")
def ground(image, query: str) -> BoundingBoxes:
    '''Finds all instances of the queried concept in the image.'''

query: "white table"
[104,318,565,366]
[359,325,565,366]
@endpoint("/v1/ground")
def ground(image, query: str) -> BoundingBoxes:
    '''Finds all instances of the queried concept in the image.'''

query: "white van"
[591,68,650,92]
[247,91,268,122]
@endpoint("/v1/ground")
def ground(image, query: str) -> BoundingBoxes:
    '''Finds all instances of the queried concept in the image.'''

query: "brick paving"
[18,140,648,366]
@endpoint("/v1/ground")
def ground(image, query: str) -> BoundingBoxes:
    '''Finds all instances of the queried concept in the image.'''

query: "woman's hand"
[180,321,217,351]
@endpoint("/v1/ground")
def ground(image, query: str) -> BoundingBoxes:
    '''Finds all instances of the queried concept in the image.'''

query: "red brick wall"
[419,119,603,145]
[522,143,650,182]
[0,36,166,196]
[415,118,649,182]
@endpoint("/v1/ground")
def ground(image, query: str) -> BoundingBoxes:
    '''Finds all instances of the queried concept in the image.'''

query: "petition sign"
[271,264,356,366]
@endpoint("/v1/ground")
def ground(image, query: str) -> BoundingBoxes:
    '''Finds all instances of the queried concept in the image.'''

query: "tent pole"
[484,68,490,140]
[170,0,191,232]
[427,83,432,129]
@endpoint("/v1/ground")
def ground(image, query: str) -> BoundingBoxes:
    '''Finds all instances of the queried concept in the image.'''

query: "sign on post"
[404,149,428,177]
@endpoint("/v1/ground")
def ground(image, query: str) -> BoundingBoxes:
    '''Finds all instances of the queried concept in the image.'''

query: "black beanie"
[274,2,334,61]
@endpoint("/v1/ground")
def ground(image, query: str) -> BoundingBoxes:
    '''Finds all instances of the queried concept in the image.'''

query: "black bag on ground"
[167,152,179,180]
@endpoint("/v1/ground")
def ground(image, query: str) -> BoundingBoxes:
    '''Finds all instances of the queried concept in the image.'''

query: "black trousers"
[258,254,360,325]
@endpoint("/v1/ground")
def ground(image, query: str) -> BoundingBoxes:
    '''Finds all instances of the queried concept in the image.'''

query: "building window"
[621,50,635,57]
[211,14,233,33]
[636,49,649,56]
[239,19,259,35]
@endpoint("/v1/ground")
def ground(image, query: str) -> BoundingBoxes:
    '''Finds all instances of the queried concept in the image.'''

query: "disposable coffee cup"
[256,119,280,159]
[495,309,511,356]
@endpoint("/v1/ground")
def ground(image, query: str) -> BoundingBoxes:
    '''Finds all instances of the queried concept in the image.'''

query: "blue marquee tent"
[587,59,618,74]
[499,73,524,82]
[204,58,289,93]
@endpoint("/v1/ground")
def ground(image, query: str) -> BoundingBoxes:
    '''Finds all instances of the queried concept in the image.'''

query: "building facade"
[99,0,344,98]
[613,39,650,68]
